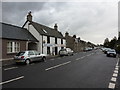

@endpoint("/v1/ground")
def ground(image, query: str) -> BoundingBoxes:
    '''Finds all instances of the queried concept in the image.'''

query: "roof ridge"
[32,21,55,30]
[1,22,26,30]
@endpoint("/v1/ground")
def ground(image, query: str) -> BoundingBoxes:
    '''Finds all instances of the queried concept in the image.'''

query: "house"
[0,22,38,61]
[22,12,66,55]
[65,32,94,52]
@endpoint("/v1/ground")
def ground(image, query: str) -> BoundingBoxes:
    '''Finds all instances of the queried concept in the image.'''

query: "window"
[28,51,34,55]
[7,42,20,53]
[47,36,50,43]
[61,39,63,44]
[47,47,50,54]
[7,42,12,53]
[15,42,20,52]
[43,29,47,33]
[55,37,57,44]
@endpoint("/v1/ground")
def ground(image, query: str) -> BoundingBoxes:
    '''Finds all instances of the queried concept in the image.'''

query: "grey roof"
[30,21,64,39]
[1,22,38,42]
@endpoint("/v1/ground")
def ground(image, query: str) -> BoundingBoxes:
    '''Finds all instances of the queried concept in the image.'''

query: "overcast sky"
[1,0,119,45]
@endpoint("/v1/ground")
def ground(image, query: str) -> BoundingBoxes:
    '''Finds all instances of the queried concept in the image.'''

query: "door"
[55,47,58,55]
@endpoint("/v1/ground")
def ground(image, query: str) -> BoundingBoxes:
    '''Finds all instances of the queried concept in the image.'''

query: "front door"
[55,47,58,55]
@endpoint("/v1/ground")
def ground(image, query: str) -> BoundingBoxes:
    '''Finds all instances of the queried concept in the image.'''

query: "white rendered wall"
[63,39,66,48]
[43,35,47,55]
[57,38,61,52]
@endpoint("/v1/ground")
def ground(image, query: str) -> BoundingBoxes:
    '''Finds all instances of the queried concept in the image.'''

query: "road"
[1,49,119,88]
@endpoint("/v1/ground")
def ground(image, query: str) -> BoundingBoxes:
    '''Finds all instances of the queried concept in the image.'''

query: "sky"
[1,0,119,45]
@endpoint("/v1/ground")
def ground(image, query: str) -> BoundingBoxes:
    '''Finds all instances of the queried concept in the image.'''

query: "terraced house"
[22,12,66,56]
[0,22,38,61]
[0,12,66,61]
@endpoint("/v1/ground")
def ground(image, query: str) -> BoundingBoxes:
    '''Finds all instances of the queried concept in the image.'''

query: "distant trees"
[103,38,109,48]
[103,36,120,53]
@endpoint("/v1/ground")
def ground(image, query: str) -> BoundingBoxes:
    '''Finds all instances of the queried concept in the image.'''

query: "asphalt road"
[1,49,119,88]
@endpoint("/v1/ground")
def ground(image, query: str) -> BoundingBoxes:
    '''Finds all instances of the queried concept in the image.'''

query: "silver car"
[59,48,74,56]
[14,50,47,64]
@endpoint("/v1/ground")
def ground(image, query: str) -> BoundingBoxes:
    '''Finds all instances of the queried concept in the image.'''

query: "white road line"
[76,58,80,60]
[116,58,119,66]
[4,67,18,71]
[0,76,24,85]
[50,59,55,61]
[111,77,117,82]
[45,61,71,71]
[108,83,115,89]
[115,67,119,70]
[80,56,85,59]
[113,73,118,77]
[116,65,119,68]
[114,70,118,74]
[86,54,91,57]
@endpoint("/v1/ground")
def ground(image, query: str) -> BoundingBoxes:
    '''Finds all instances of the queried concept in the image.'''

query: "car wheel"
[42,57,46,62]
[26,59,30,65]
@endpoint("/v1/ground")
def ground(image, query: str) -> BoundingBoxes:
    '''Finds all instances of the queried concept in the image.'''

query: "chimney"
[65,32,69,37]
[73,35,76,38]
[54,23,58,30]
[27,11,32,21]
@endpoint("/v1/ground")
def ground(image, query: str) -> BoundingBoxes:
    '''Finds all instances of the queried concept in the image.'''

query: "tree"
[103,38,109,47]
[108,36,117,49]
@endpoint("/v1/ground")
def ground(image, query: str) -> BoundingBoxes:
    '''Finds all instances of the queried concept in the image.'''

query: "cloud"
[2,1,118,44]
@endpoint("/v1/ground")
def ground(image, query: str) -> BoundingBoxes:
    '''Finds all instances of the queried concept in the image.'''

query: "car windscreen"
[108,50,115,52]
[16,52,25,56]
[60,49,66,51]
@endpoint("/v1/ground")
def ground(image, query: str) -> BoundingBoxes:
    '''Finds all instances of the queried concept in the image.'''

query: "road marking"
[4,67,18,71]
[50,59,55,61]
[116,66,119,68]
[108,58,119,89]
[115,67,119,70]
[0,76,24,85]
[45,61,71,71]
[111,77,117,82]
[80,56,86,59]
[114,70,118,74]
[108,83,115,89]
[86,54,91,57]
[113,73,118,77]
[76,58,80,60]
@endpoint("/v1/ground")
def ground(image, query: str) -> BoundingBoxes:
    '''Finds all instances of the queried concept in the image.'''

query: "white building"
[22,12,66,55]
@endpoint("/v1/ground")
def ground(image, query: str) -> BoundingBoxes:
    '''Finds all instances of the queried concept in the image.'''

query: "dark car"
[106,49,116,58]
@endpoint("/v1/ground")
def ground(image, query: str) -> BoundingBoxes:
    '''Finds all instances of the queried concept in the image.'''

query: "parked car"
[106,49,116,58]
[14,50,47,65]
[84,47,93,52]
[103,48,111,54]
[59,48,74,56]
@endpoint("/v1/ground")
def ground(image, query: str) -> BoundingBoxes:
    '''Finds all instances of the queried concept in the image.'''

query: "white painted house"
[22,12,66,55]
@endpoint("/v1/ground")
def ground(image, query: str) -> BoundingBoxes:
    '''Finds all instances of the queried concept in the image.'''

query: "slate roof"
[1,22,38,42]
[29,21,64,39]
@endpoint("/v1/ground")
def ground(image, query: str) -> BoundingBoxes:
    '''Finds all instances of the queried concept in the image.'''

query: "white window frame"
[7,41,20,53]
